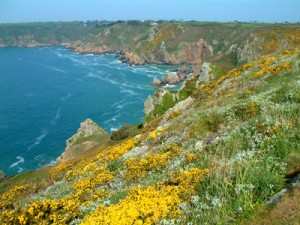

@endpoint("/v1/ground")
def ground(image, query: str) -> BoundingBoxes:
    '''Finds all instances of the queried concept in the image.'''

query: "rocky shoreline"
[1,42,202,94]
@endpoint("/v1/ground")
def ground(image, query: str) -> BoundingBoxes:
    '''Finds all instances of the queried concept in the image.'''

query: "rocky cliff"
[2,22,300,69]
[56,119,109,163]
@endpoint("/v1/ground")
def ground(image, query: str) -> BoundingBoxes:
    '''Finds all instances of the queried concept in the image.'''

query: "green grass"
[152,92,177,117]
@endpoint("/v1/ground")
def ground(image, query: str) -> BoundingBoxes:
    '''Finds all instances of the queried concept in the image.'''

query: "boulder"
[166,73,180,85]
[198,62,212,83]
[144,95,156,115]
[152,79,162,87]
[160,97,194,125]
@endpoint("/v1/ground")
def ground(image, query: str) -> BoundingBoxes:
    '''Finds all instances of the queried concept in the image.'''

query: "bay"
[0,46,177,175]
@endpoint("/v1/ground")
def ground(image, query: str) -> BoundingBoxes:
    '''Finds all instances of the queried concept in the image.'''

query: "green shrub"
[107,160,123,172]
[234,101,261,120]
[189,110,225,138]
[111,124,131,140]
[153,92,176,117]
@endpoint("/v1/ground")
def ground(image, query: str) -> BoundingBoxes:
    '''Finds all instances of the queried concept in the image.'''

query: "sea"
[0,46,177,175]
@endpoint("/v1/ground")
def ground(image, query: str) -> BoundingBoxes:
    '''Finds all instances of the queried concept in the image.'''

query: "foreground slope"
[0,48,299,224]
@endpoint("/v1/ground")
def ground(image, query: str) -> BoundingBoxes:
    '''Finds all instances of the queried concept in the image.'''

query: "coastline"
[0,45,182,177]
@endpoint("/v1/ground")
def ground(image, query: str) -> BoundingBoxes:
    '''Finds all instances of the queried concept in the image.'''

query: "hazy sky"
[0,0,299,23]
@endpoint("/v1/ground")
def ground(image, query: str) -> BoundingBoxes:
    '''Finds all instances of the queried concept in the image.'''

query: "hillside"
[0,22,300,225]
[0,37,299,224]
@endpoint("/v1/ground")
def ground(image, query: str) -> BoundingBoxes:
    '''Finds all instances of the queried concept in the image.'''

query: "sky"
[0,0,299,23]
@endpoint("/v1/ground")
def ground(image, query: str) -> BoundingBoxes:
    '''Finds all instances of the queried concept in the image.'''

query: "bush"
[111,124,131,140]
[234,101,261,120]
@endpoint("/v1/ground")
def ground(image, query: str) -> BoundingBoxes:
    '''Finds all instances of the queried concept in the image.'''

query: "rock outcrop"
[144,95,156,116]
[141,39,213,65]
[236,34,263,63]
[166,73,180,85]
[57,119,109,163]
[194,62,214,88]
[144,89,178,117]
[152,66,192,87]
[0,170,6,182]
[118,51,145,66]
[198,62,212,83]
[159,96,194,125]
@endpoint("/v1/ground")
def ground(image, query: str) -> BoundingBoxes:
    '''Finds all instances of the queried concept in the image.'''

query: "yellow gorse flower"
[80,185,181,225]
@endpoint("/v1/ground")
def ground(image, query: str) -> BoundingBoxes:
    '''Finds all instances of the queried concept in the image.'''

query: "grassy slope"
[0,48,299,224]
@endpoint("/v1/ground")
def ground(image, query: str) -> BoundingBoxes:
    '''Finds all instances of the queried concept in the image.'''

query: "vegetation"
[0,22,299,224]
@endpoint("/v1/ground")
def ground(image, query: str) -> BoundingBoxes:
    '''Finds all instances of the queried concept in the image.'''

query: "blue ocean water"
[0,46,177,175]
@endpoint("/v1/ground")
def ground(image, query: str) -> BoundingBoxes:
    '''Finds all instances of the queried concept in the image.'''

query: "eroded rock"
[0,170,6,182]
[57,119,109,163]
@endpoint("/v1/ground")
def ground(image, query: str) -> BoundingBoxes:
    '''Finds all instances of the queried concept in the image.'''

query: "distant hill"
[1,21,300,68]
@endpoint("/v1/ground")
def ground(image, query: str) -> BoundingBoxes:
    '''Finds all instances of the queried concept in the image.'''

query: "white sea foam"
[9,156,25,168]
[164,84,177,88]
[51,108,61,125]
[17,167,23,173]
[43,65,67,74]
[87,72,150,90]
[120,87,137,95]
[28,129,48,150]
[55,51,63,58]
[87,72,118,85]
[112,99,125,108]
[104,114,121,125]
[110,127,118,132]
[35,154,57,167]
[29,61,67,74]
[61,93,72,102]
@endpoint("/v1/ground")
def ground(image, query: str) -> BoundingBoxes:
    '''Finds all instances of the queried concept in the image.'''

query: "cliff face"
[2,22,300,68]
[57,119,109,163]
[136,39,213,65]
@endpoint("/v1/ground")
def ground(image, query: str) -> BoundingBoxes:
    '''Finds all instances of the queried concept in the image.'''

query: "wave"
[51,108,61,125]
[42,65,67,74]
[61,93,72,102]
[35,154,57,167]
[113,99,141,113]
[104,114,121,125]
[9,156,25,168]
[120,87,137,96]
[28,129,48,150]
[110,127,118,132]
[86,72,151,90]
[28,61,67,74]
[87,72,119,85]
[56,52,63,58]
